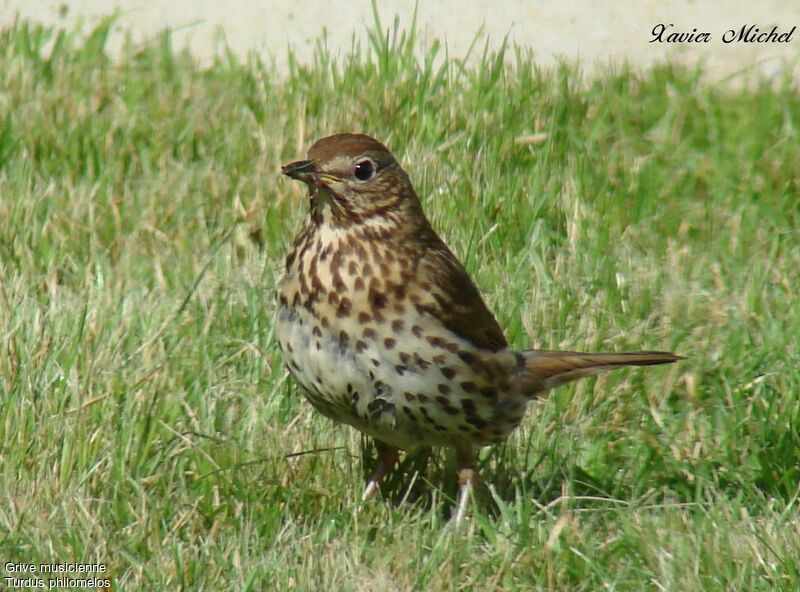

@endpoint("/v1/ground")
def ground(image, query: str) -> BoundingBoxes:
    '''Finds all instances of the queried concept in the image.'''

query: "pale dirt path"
[2,0,798,81]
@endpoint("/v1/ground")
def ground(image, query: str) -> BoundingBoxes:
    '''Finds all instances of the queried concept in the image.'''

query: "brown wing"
[410,237,508,352]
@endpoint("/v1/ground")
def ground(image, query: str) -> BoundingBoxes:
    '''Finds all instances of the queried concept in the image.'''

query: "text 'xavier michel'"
[651,24,796,44]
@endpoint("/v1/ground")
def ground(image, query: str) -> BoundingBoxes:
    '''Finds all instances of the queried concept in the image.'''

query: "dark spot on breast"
[312,326,322,337]
[394,303,405,314]
[399,352,410,364]
[440,367,456,380]
[348,261,358,274]
[372,358,381,367]
[330,251,343,273]
[438,384,451,395]
[395,365,407,375]
[411,325,423,337]
[432,354,447,365]
[309,252,319,275]
[384,338,396,350]
[369,288,387,311]
[458,350,478,365]
[404,392,416,402]
[391,320,404,333]
[427,336,446,349]
[358,312,371,324]
[333,273,347,294]
[298,271,309,296]
[362,262,373,277]
[336,298,352,318]
[315,341,321,350]
[328,292,339,305]
[417,393,429,403]
[353,239,367,259]
[435,395,449,406]
[311,276,327,298]
[354,277,365,291]
[461,399,477,415]
[320,316,329,328]
[460,381,477,393]
[342,234,357,252]
[443,406,460,416]
[278,294,288,307]
[297,237,312,260]
[479,386,498,400]
[413,354,430,370]
[356,339,367,352]
[339,331,349,346]
[363,327,377,340]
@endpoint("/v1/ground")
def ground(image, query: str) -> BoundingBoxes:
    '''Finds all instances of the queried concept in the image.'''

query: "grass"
[1,11,799,591]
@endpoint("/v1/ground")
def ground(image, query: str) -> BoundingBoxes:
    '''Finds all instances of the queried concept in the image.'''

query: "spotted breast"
[275,215,530,451]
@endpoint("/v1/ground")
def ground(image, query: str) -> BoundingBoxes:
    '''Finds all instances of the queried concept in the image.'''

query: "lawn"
[0,13,798,591]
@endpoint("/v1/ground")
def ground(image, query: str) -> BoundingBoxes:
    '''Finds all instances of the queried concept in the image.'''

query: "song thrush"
[277,133,681,524]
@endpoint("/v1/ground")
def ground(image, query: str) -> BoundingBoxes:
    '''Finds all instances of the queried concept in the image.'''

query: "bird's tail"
[521,350,683,391]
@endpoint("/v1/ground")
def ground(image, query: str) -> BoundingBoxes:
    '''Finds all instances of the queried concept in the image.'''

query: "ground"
[2,0,799,79]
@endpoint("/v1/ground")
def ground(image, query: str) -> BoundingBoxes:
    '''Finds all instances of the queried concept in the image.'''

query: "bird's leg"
[361,440,400,501]
[452,445,480,527]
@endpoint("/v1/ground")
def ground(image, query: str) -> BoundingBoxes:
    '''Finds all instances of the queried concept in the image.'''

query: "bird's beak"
[281,159,316,183]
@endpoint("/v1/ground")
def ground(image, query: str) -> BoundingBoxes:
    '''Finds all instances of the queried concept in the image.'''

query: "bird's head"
[282,133,422,229]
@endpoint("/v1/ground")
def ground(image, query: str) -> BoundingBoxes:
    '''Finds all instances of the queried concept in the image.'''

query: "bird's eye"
[353,159,375,181]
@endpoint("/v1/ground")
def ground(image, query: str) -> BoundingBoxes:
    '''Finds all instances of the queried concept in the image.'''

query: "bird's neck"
[303,214,404,250]
[309,198,428,242]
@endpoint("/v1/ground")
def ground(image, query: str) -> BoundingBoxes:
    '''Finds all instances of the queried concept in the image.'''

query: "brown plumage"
[276,133,682,524]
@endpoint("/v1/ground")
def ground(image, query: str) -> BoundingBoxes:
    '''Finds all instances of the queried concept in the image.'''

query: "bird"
[276,133,682,524]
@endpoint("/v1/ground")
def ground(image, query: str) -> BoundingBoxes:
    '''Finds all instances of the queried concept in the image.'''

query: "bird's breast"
[275,225,531,449]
